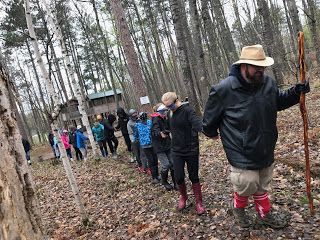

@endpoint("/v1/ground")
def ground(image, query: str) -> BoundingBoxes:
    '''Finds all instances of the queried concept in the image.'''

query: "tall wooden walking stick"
[298,31,314,215]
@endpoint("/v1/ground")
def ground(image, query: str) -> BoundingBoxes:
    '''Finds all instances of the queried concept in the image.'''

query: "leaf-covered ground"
[32,84,320,239]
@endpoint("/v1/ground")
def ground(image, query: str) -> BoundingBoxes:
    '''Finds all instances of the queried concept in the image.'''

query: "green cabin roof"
[87,89,122,100]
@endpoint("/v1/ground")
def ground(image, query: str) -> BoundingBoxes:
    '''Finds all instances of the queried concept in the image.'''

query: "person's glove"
[294,81,310,94]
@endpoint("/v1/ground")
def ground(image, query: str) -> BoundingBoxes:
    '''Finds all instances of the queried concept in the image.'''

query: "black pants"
[107,136,118,153]
[143,147,158,179]
[123,134,132,152]
[74,147,83,160]
[132,141,141,167]
[172,153,199,185]
[66,148,73,159]
[98,139,108,157]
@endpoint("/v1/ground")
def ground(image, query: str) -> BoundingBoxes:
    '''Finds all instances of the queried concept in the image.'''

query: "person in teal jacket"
[92,120,108,157]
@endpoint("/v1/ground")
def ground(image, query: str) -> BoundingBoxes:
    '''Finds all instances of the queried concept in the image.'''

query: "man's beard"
[245,68,264,87]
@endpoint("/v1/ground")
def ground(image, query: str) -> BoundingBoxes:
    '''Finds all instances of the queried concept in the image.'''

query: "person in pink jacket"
[61,129,73,161]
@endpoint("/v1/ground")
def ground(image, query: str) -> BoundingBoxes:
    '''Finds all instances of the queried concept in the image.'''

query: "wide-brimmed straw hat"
[233,44,274,67]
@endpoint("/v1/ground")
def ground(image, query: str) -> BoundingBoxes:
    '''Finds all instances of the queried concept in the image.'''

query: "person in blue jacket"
[76,125,89,161]
[134,112,160,184]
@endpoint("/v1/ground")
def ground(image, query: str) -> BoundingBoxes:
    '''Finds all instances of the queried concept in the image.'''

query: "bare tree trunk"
[25,39,50,113]
[129,1,162,99]
[39,12,69,103]
[231,0,248,46]
[17,57,44,142]
[25,0,88,224]
[286,0,303,35]
[117,44,140,109]
[211,0,238,64]
[66,33,81,99]
[257,0,284,84]
[142,0,176,93]
[109,0,152,112]
[158,1,187,97]
[169,0,201,115]
[201,0,224,82]
[268,0,290,74]
[282,0,298,69]
[73,2,112,92]
[188,0,210,104]
[0,57,44,239]
[91,0,119,108]
[306,0,320,63]
[1,52,33,142]
[124,7,161,102]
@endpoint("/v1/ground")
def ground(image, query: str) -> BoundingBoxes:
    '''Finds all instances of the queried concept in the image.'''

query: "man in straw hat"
[203,45,310,228]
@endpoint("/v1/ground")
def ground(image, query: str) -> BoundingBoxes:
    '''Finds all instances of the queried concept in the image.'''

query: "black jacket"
[203,65,300,170]
[101,119,115,139]
[169,104,202,156]
[22,138,31,152]
[107,114,116,126]
[116,108,129,135]
[151,114,171,153]
[69,131,77,148]
[48,133,54,146]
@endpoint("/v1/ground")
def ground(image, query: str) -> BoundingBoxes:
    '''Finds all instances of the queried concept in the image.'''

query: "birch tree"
[24,0,88,224]
[42,0,97,157]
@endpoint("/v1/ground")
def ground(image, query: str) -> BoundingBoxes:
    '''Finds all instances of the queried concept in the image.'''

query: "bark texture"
[109,0,151,112]
[0,60,43,239]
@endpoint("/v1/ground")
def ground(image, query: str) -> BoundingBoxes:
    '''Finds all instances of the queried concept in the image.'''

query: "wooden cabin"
[60,89,123,126]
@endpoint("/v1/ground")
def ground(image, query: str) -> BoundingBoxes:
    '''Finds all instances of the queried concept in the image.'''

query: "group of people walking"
[49,126,89,161]
[124,93,205,215]
[92,114,119,159]
[43,44,310,229]
[125,44,311,229]
[48,108,132,162]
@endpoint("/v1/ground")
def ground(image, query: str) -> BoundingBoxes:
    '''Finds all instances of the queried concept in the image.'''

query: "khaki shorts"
[230,163,274,196]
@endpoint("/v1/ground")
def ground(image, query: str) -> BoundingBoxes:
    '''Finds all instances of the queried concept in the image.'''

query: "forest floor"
[31,81,320,240]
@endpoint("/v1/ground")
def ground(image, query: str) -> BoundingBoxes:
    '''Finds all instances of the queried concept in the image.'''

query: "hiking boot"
[170,169,178,191]
[256,212,288,229]
[151,178,160,184]
[230,201,251,228]
[161,171,173,191]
